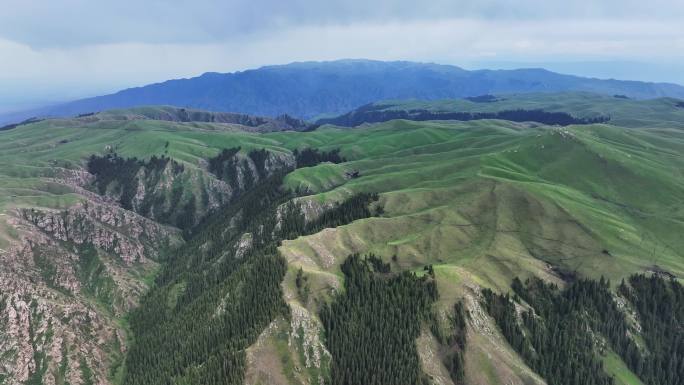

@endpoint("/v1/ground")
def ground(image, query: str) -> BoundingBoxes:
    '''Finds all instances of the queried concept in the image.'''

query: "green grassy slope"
[0,117,288,209]
[0,95,682,385]
[604,351,645,385]
[275,119,684,286]
[270,116,683,384]
[332,92,684,129]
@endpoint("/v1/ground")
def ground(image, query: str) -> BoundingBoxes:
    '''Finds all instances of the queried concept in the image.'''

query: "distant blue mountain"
[3,59,684,124]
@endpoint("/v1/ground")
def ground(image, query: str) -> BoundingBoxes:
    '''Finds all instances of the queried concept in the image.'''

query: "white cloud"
[1,0,683,48]
[0,16,683,108]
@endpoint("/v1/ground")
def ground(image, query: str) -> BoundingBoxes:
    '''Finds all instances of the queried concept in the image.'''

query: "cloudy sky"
[1,0,683,112]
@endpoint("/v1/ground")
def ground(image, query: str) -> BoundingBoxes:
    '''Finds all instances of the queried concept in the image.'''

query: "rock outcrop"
[0,147,294,385]
[0,218,153,385]
[0,168,182,385]
[89,150,295,230]
[20,201,181,264]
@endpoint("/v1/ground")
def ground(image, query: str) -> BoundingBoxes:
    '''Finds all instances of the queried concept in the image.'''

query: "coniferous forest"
[87,153,197,229]
[121,151,384,385]
[320,254,438,385]
[207,147,242,184]
[114,149,684,385]
[443,301,468,385]
[124,172,293,385]
[82,147,684,385]
[293,147,346,168]
[319,104,611,127]
[618,275,684,385]
[484,275,684,385]
[88,153,184,210]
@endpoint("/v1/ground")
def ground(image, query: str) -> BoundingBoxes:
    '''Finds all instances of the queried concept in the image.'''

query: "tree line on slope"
[318,104,611,127]
[293,147,346,168]
[87,146,472,385]
[484,274,683,385]
[484,277,624,385]
[206,147,242,185]
[0,117,43,131]
[208,146,346,187]
[206,147,274,191]
[87,153,198,230]
[618,275,683,385]
[89,145,313,235]
[436,300,468,385]
[320,254,438,385]
[122,154,382,385]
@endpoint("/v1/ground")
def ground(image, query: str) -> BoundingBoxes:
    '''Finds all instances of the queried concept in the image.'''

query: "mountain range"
[0,62,683,385]
[3,59,684,125]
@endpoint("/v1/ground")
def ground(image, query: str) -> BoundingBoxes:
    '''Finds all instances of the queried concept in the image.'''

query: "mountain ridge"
[3,59,684,125]
[316,92,684,128]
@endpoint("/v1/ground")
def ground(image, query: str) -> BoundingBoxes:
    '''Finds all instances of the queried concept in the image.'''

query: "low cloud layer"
[3,0,683,48]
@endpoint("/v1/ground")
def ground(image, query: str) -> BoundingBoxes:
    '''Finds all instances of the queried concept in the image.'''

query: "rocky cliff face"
[0,167,178,384]
[0,200,181,385]
[20,202,180,264]
[90,150,295,231]
[0,265,123,385]
[0,147,296,385]
[206,148,295,190]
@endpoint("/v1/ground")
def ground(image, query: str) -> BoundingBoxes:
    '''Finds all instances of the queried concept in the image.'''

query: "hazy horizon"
[1,0,683,112]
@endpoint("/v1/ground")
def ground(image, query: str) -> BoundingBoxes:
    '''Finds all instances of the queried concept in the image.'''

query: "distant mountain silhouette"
[3,59,684,124]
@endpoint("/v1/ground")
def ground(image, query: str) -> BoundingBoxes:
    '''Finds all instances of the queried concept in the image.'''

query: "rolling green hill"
[0,93,682,385]
[318,92,684,129]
